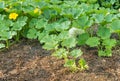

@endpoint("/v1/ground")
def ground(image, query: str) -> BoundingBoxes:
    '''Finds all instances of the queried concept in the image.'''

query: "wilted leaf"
[52,48,68,59]
[64,59,76,69]
[70,49,83,58]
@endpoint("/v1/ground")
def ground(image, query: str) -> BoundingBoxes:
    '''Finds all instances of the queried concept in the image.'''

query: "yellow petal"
[34,8,39,13]
[9,13,18,20]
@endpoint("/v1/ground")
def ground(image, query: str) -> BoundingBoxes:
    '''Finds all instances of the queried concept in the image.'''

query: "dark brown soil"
[0,40,120,81]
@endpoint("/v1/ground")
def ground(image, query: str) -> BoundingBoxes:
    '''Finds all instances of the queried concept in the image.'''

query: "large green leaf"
[43,9,57,19]
[40,34,50,43]
[61,7,83,19]
[12,16,28,31]
[110,20,120,32]
[98,49,112,57]
[45,23,56,32]
[97,27,111,39]
[93,14,104,23]
[0,20,13,31]
[29,18,38,28]
[35,19,47,29]
[68,27,85,37]
[42,35,59,50]
[77,33,89,45]
[72,15,93,29]
[58,31,69,41]
[37,31,48,41]
[86,37,100,47]
[103,39,116,48]
[74,15,88,28]
[0,31,17,40]
[105,14,117,22]
[62,37,76,48]
[40,34,58,44]
[26,28,37,39]
[55,21,71,31]
[43,41,58,50]
[0,24,9,31]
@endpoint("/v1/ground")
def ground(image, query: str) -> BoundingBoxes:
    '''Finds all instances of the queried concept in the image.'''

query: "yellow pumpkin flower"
[34,8,39,14]
[9,13,18,20]
[34,8,42,15]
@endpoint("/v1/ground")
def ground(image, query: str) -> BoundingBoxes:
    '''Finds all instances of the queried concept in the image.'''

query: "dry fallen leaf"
[9,69,18,75]
[0,70,4,78]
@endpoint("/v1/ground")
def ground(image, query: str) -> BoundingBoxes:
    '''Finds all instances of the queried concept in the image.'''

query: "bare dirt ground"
[0,39,120,81]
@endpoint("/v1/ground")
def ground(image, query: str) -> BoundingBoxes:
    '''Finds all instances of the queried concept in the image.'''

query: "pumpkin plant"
[0,0,119,71]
